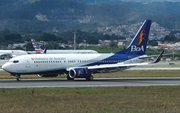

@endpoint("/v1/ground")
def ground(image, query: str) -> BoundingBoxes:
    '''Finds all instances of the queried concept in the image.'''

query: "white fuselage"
[46,50,98,54]
[0,50,27,55]
[27,50,98,54]
[0,50,27,58]
[2,53,143,74]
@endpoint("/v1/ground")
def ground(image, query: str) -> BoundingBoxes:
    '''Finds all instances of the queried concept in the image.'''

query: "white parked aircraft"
[2,20,164,81]
[30,38,98,54]
[0,50,27,59]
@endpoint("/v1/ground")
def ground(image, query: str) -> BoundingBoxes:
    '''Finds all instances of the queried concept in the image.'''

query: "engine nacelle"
[37,74,58,77]
[69,68,92,78]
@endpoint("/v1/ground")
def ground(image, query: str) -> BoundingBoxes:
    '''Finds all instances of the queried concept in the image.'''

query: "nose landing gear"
[11,74,21,81]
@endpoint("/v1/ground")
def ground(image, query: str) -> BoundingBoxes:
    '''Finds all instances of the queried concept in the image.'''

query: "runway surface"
[0,78,180,88]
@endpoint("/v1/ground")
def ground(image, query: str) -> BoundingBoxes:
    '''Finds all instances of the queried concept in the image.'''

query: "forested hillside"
[0,0,180,32]
[83,0,180,3]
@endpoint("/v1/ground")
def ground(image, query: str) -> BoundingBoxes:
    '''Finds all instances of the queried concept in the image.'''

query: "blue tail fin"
[116,20,151,55]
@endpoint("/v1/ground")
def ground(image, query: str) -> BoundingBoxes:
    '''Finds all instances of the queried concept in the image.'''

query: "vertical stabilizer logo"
[131,30,146,52]
[137,30,146,45]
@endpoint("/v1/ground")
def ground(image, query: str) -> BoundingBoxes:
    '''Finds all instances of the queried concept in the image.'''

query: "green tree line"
[0,29,179,58]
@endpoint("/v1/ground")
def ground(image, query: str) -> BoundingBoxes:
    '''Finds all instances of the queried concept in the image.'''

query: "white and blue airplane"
[2,20,164,81]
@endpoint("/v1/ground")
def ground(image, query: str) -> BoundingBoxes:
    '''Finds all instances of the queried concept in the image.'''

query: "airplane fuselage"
[2,53,142,74]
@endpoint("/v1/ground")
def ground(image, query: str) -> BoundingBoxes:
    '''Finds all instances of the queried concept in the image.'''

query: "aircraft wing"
[87,50,164,73]
[66,50,164,74]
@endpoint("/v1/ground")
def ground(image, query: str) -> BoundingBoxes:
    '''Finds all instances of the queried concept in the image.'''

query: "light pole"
[74,31,76,50]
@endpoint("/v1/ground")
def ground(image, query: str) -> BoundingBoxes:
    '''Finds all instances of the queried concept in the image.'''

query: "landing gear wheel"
[67,75,74,81]
[17,77,21,81]
[86,75,93,81]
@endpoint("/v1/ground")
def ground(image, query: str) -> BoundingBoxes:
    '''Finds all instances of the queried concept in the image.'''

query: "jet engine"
[68,68,93,80]
[37,74,58,77]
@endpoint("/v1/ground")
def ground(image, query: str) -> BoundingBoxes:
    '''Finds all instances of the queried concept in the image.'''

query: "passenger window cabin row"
[33,60,122,63]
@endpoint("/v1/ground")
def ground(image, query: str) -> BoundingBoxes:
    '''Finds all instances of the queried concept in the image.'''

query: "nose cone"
[2,63,11,72]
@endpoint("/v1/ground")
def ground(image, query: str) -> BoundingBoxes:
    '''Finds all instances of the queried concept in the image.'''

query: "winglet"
[150,50,164,64]
[43,48,47,54]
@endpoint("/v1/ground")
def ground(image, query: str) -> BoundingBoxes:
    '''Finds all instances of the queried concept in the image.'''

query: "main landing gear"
[11,74,21,81]
[86,75,94,81]
[16,77,21,81]
[67,75,94,81]
[67,75,74,80]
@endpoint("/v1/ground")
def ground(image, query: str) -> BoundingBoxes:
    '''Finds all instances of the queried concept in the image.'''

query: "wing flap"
[88,62,149,70]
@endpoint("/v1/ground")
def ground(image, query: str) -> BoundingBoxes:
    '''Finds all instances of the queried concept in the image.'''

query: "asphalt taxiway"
[0,78,180,88]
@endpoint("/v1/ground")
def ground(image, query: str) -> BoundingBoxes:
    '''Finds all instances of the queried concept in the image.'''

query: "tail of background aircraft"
[43,48,47,54]
[116,19,151,55]
[31,38,44,54]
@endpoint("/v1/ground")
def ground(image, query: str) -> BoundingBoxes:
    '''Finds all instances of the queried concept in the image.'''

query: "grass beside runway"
[0,70,180,79]
[95,70,180,78]
[1,70,180,112]
[0,86,180,112]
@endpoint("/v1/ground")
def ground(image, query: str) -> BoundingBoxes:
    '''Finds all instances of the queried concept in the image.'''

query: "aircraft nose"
[2,63,11,72]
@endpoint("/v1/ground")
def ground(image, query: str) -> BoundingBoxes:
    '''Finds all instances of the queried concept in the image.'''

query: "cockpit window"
[13,60,19,63]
